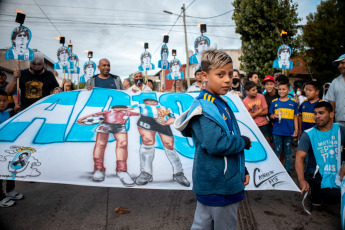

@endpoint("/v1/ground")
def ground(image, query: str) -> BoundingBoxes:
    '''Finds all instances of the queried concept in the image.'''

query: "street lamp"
[88,51,93,61]
[163,4,190,87]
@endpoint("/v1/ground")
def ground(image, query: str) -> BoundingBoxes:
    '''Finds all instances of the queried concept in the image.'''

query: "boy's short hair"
[0,89,8,97]
[244,81,257,91]
[201,49,232,73]
[194,69,202,76]
[248,72,259,80]
[314,101,333,113]
[147,79,154,84]
[305,81,321,91]
[275,74,289,83]
[278,81,290,88]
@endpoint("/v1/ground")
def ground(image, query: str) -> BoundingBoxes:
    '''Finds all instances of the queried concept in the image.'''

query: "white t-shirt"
[128,84,152,92]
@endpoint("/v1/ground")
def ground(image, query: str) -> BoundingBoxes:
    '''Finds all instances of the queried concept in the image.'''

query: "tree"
[302,0,345,83]
[232,0,300,77]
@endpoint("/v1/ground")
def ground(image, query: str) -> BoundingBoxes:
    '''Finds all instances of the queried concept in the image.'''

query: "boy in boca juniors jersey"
[298,81,322,136]
[269,81,298,173]
[77,105,140,187]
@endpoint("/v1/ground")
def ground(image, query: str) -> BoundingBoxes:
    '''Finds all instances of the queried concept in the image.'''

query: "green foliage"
[232,0,301,77]
[302,0,345,83]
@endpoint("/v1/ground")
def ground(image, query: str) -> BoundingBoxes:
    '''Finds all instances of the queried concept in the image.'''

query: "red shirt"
[243,93,268,127]
[95,110,139,124]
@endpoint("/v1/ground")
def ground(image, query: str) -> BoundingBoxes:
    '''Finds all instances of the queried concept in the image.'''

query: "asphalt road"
[0,178,341,230]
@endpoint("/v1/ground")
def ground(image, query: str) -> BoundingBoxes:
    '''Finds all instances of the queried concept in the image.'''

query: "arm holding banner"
[6,70,20,95]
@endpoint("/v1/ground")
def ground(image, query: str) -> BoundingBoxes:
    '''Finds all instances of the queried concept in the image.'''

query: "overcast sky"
[0,0,321,78]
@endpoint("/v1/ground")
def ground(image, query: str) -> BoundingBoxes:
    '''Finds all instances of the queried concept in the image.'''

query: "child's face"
[202,63,233,96]
[278,84,289,98]
[305,84,319,100]
[246,86,258,98]
[0,95,9,111]
[264,81,275,93]
[249,74,259,84]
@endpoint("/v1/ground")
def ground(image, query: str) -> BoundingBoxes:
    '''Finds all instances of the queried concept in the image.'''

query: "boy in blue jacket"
[175,50,251,230]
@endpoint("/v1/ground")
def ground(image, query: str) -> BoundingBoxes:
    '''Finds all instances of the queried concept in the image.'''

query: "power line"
[33,0,62,36]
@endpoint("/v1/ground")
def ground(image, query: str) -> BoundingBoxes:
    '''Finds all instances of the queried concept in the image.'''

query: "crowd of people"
[1,50,345,230]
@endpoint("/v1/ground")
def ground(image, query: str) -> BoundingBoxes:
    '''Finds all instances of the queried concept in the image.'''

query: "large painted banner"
[0,89,299,192]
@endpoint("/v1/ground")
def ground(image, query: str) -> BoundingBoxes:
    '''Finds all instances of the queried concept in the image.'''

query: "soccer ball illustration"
[83,115,105,125]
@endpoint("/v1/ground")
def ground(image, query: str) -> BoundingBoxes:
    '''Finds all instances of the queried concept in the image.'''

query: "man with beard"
[8,52,59,110]
[187,69,204,92]
[85,59,124,90]
[128,71,152,93]
[325,54,345,127]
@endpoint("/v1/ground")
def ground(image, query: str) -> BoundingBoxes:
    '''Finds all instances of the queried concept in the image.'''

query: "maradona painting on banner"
[0,89,299,192]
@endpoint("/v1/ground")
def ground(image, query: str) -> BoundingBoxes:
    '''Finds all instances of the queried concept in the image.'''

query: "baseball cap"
[262,75,275,84]
[332,54,345,66]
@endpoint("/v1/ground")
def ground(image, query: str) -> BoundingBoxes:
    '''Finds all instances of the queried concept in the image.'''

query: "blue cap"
[332,54,345,66]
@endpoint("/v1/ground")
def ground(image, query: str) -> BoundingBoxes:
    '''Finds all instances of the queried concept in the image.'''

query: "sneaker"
[92,169,105,182]
[135,172,153,185]
[173,172,190,187]
[117,171,135,187]
[6,190,24,200]
[0,197,15,207]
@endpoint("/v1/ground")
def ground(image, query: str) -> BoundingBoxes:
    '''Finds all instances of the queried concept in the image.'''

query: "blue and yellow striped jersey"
[269,98,298,136]
[299,99,322,132]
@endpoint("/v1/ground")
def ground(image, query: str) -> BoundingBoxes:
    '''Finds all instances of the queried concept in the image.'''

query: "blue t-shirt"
[0,110,10,124]
[269,98,298,136]
[95,76,117,89]
[195,89,243,206]
[299,99,322,133]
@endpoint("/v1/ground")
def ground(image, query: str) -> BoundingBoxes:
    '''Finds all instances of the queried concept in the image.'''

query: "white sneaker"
[117,171,135,187]
[92,170,105,182]
[0,197,15,207]
[5,190,24,200]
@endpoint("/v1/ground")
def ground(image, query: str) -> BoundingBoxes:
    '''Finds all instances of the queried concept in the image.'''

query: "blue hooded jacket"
[174,97,247,195]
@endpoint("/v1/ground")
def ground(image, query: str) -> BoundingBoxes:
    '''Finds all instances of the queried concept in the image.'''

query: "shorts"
[259,124,271,138]
[95,123,127,134]
[137,115,173,137]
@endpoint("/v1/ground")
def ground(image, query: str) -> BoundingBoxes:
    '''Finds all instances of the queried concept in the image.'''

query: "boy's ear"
[201,71,208,82]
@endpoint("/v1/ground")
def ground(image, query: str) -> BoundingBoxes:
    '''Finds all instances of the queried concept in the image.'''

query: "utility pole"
[182,4,190,87]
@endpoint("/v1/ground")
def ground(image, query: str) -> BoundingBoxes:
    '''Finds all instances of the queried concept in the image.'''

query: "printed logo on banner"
[0,146,41,180]
[5,26,35,61]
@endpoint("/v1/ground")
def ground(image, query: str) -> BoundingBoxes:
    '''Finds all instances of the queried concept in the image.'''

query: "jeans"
[272,135,292,173]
